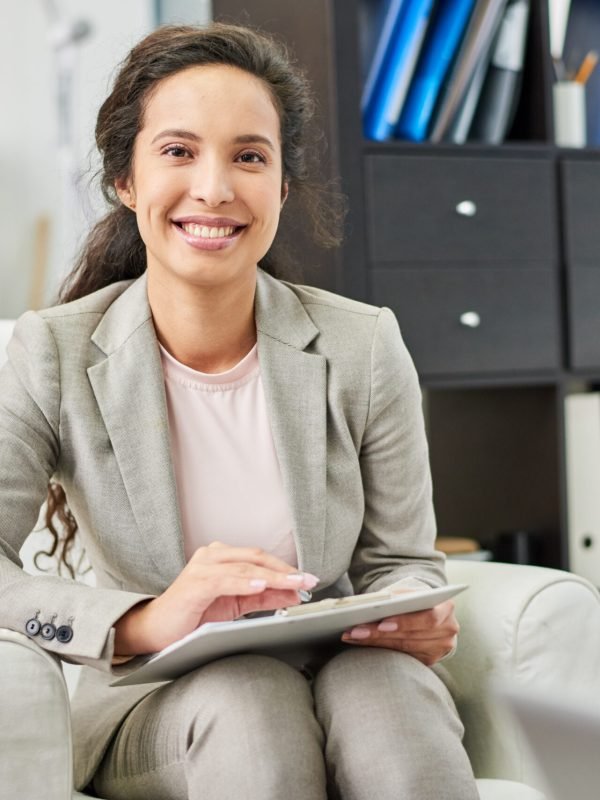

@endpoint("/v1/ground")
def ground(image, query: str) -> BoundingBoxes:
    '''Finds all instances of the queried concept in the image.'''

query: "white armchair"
[2,560,600,799]
[3,319,600,798]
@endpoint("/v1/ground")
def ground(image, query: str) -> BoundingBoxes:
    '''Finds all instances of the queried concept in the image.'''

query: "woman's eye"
[163,145,191,158]
[238,151,266,164]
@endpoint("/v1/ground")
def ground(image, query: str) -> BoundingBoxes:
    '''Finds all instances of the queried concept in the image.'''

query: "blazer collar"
[90,273,152,356]
[254,269,319,351]
[90,269,320,356]
[88,269,327,587]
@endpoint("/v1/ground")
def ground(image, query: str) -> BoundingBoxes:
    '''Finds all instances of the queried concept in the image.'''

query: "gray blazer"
[0,269,445,789]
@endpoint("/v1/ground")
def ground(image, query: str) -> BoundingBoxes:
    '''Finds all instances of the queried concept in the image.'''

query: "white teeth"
[179,223,236,238]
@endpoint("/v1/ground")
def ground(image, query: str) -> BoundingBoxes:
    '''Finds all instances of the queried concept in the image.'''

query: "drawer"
[371,268,561,377]
[365,156,557,264]
[568,266,600,369]
[562,160,600,263]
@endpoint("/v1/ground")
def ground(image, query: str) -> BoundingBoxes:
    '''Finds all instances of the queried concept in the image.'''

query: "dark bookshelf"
[213,0,600,572]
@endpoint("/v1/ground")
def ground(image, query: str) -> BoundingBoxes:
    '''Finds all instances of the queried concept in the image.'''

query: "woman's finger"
[372,602,457,634]
[341,634,457,665]
[194,542,312,578]
[237,588,302,616]
[189,562,318,598]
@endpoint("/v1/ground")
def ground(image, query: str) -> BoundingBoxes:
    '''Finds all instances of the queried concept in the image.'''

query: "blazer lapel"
[255,271,327,577]
[87,275,185,588]
[86,270,328,587]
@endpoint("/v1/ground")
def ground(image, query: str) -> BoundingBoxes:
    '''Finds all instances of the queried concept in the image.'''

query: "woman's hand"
[114,541,318,655]
[341,598,459,666]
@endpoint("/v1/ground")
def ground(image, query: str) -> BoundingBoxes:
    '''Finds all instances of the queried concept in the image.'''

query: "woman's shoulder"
[39,279,136,322]
[282,280,381,321]
[280,279,402,352]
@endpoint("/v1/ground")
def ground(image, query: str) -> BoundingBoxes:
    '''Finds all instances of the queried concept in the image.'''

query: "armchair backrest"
[0,320,15,367]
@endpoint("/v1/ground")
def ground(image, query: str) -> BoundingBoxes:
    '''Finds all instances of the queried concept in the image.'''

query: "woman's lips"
[172,221,244,251]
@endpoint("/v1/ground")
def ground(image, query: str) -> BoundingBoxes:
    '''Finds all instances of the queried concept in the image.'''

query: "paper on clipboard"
[111,583,466,687]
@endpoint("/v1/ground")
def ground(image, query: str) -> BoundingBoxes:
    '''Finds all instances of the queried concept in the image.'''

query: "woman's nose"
[188,158,235,206]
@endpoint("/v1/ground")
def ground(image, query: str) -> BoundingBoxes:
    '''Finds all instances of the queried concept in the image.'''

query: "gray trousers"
[91,648,479,800]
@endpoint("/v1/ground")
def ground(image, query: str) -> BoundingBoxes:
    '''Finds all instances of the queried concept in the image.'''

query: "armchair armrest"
[0,627,74,799]
[445,561,600,787]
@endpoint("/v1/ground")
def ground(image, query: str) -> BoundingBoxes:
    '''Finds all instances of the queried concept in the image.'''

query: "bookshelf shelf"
[362,140,554,156]
[213,0,600,575]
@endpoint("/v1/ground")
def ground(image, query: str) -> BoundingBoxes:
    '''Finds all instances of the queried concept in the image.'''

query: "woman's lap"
[91,649,477,800]
[91,653,326,800]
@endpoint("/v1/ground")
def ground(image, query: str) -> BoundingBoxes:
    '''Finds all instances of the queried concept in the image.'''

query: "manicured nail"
[286,572,319,589]
[349,627,371,639]
[302,573,320,589]
[250,579,267,588]
[377,621,398,632]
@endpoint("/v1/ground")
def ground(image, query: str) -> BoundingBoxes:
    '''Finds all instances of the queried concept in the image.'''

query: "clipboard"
[111,584,466,687]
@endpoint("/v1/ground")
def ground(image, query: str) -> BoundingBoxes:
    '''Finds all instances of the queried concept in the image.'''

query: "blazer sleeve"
[0,312,154,672]
[348,307,447,595]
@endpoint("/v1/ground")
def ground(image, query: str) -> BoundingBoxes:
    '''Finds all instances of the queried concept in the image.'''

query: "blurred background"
[0,0,212,319]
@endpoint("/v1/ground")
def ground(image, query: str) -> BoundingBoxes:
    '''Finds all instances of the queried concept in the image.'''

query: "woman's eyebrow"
[151,129,200,144]
[150,129,275,152]
[233,134,275,152]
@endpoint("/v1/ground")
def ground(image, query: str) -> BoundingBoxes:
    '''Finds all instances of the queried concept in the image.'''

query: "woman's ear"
[115,177,136,211]
[281,181,289,209]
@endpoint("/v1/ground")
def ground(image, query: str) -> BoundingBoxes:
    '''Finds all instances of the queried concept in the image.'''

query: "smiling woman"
[118,65,286,294]
[0,22,478,800]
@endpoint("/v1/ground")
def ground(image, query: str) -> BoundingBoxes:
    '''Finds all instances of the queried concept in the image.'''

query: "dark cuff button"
[40,622,56,641]
[56,625,73,644]
[25,618,41,636]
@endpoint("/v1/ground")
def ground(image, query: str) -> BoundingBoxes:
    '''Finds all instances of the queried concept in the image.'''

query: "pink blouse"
[159,342,298,567]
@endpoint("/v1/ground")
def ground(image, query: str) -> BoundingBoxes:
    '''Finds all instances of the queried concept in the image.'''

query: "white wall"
[0,0,154,318]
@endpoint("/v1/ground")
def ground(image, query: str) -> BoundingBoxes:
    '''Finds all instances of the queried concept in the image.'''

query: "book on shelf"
[362,0,436,142]
[395,0,477,142]
[444,31,497,144]
[443,0,527,144]
[428,0,508,143]
[564,393,600,587]
[548,0,572,62]
[468,0,530,144]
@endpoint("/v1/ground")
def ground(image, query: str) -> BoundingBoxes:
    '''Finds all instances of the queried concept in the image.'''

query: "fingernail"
[286,572,319,589]
[377,621,398,632]
[302,574,320,589]
[250,579,267,588]
[349,627,371,639]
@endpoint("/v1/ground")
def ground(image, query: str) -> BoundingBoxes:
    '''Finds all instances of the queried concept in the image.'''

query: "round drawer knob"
[460,311,481,328]
[455,200,477,217]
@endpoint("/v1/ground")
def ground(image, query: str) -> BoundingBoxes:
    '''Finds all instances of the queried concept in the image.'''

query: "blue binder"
[395,0,477,142]
[362,0,436,142]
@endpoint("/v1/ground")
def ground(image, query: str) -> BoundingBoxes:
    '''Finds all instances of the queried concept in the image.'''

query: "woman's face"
[117,64,287,290]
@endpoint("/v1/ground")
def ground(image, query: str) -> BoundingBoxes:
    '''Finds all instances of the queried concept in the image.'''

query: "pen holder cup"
[553,81,587,148]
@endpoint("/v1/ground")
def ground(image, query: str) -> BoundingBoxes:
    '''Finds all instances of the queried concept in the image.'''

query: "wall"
[0,0,154,318]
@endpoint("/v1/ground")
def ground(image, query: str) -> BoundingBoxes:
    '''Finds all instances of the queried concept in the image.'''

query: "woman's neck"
[147,269,257,374]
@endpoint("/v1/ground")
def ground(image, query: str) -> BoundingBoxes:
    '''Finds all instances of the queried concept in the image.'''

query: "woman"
[0,23,478,800]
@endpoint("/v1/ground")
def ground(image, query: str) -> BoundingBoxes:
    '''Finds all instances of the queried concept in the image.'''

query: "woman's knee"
[181,654,324,750]
[183,655,326,795]
[314,647,463,735]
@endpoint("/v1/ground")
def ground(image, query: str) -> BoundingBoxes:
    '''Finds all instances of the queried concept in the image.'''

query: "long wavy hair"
[41,22,345,577]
